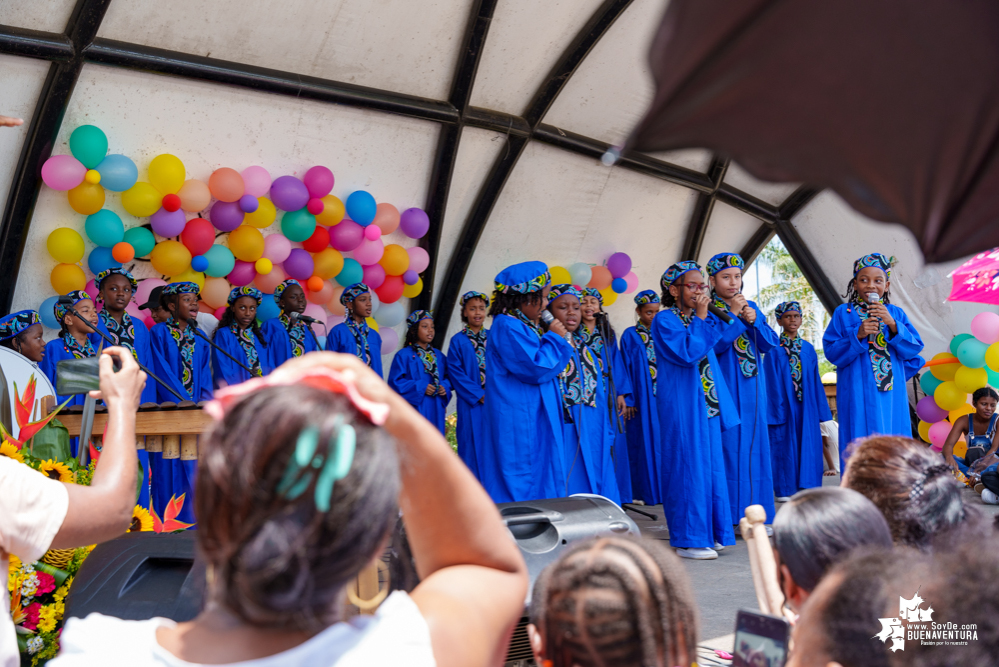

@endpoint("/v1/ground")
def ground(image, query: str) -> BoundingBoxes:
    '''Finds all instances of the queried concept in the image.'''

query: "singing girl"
[620,290,661,505]
[388,310,451,434]
[211,286,274,387]
[41,291,99,410]
[0,310,45,364]
[92,268,155,404]
[261,279,319,366]
[149,282,213,403]
[822,253,924,468]
[326,283,383,377]
[446,291,489,476]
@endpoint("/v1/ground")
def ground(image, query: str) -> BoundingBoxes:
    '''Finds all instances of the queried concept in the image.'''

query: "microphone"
[866,293,882,343]
[290,312,317,325]
[540,310,572,342]
[707,303,734,324]
[186,317,254,374]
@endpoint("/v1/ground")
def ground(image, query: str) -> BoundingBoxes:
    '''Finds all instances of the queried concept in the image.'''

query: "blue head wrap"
[706,252,745,276]
[406,309,433,328]
[162,282,200,297]
[53,291,92,322]
[548,284,582,302]
[273,279,301,302]
[634,290,660,306]
[340,283,370,307]
[228,286,263,306]
[0,310,40,340]
[660,261,702,293]
[460,291,489,309]
[582,287,603,304]
[853,253,892,279]
[775,301,802,318]
[494,261,551,295]
[94,268,137,293]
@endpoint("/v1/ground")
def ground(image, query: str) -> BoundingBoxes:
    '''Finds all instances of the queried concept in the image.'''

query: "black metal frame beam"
[680,156,728,261]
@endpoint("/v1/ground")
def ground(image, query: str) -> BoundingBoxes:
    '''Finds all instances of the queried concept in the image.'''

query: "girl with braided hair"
[621,290,662,505]
[446,291,489,477]
[212,286,274,387]
[387,310,451,434]
[528,535,699,667]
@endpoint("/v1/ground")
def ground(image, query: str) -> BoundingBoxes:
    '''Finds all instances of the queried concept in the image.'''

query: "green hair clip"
[276,416,357,512]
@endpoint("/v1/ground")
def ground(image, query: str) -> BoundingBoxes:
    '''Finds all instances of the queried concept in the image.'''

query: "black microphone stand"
[186,318,254,375]
[287,312,323,351]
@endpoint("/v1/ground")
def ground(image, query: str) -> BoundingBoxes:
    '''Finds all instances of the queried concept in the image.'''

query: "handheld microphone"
[540,310,572,342]
[865,293,881,343]
[707,303,734,324]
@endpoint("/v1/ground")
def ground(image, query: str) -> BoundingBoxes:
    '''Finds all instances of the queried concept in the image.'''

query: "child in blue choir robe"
[446,291,489,477]
[149,282,213,403]
[212,286,275,388]
[326,283,383,377]
[0,310,45,366]
[91,269,156,405]
[822,253,924,469]
[764,301,833,499]
[388,310,452,434]
[654,261,737,560]
[579,287,632,503]
[260,280,319,366]
[620,290,662,505]
[707,252,778,525]
[480,262,573,503]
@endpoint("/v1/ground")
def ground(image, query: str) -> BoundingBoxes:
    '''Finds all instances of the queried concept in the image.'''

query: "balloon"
[336,258,363,287]
[208,167,244,202]
[47,228,85,263]
[399,247,426,274]
[241,166,271,197]
[122,182,162,217]
[611,277,627,294]
[203,244,235,278]
[201,277,231,310]
[329,219,364,252]
[148,154,185,194]
[85,169,100,185]
[354,237,384,265]
[149,207,186,238]
[929,352,961,381]
[69,125,107,168]
[67,180,105,215]
[87,246,120,274]
[624,271,639,293]
[179,217,215,256]
[399,207,429,238]
[228,225,265,262]
[362,263,386,289]
[256,293,280,321]
[917,420,932,442]
[210,200,244,232]
[955,365,988,393]
[403,269,419,285]
[84,279,99,302]
[345,191,376,226]
[243,196,276,228]
[255,258,273,274]
[150,240,192,276]
[302,225,331,253]
[307,198,324,215]
[987,366,999,387]
[42,154,86,190]
[227,260,256,287]
[928,421,952,448]
[305,279,334,305]
[312,248,344,280]
[260,235,291,265]
[178,179,211,212]
[162,194,181,212]
[328,288,346,315]
[375,275,404,303]
[283,248,314,280]
[379,244,409,276]
[972,312,999,345]
[919,368,944,396]
[304,276,322,293]
[402,276,423,299]
[369,291,381,315]
[212,306,226,320]
[84,209,124,247]
[934,381,968,411]
[112,242,135,263]
[949,403,976,424]
[255,264,286,293]
[270,176,310,212]
[93,154,138,192]
[370,203,399,235]
[374,301,406,328]
[124,226,156,258]
[380,327,399,354]
[301,304,327,338]
[588,266,613,290]
[304,166,335,198]
[315,195,345,226]
[549,266,571,284]
[362,224,380,241]
[606,252,632,278]
[569,262,591,287]
[957,338,988,368]
[39,296,60,329]
[51,263,86,294]
[237,195,258,214]
[191,255,209,272]
[915,396,949,423]
[950,333,975,356]
[598,286,618,306]
[281,208,317,242]
[366,317,379,332]
[135,278,166,306]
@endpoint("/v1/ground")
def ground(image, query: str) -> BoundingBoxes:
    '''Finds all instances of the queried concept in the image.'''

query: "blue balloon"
[919,371,943,396]
[95,154,138,192]
[203,245,235,278]
[87,246,121,275]
[85,209,125,247]
[611,277,627,294]
[336,257,363,287]
[256,294,280,321]
[191,255,209,272]
[957,338,989,369]
[39,296,60,329]
[345,190,376,226]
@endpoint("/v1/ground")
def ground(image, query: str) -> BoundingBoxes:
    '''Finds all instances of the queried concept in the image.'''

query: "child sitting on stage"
[388,310,451,434]
[41,291,99,409]
[621,290,661,505]
[261,279,319,365]
[212,286,273,387]
[93,268,155,404]
[446,291,489,477]
[764,301,833,500]
[0,310,45,364]
[149,282,213,403]
[326,283,383,376]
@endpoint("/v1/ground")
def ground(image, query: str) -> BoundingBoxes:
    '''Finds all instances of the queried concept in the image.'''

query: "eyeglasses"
[680,283,708,291]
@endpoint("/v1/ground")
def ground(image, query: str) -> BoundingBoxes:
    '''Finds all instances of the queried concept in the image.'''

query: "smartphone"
[56,356,121,396]
[732,610,790,667]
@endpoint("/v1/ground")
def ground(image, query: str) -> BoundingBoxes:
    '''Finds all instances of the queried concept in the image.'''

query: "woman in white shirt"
[53,352,528,667]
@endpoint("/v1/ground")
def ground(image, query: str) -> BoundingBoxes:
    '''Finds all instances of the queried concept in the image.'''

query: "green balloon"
[84,209,124,247]
[281,208,317,243]
[919,371,943,396]
[950,333,974,356]
[957,338,988,369]
[203,244,235,278]
[69,125,108,169]
[987,367,999,388]
[123,226,156,258]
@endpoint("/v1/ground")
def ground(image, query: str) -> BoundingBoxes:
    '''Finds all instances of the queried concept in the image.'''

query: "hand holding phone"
[733,610,790,667]
[92,348,146,412]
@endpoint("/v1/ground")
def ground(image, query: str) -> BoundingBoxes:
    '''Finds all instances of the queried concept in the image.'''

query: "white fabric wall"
[0,55,50,231]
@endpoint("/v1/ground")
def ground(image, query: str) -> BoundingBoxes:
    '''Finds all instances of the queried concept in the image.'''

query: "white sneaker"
[775,497,792,502]
[983,489,998,505]
[676,547,718,560]
[713,542,725,551]
[765,526,773,537]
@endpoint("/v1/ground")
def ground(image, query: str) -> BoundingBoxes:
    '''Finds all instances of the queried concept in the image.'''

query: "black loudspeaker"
[64,532,205,622]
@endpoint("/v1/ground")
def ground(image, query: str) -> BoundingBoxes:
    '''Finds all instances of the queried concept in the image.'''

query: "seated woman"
[52,352,528,667]
[0,310,45,365]
[40,291,100,410]
[771,486,893,615]
[211,286,274,387]
[942,386,999,480]
[261,279,319,365]
[387,310,451,434]
[527,535,698,667]
[326,283,383,376]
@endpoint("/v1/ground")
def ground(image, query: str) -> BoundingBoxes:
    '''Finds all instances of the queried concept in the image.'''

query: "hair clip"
[276,416,357,512]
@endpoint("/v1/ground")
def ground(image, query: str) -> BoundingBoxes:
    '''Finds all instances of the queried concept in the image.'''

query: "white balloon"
[569,262,591,286]
[369,290,381,315]
[375,301,406,328]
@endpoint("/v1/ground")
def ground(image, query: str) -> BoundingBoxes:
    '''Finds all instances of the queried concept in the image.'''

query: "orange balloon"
[201,277,231,310]
[67,181,105,215]
[228,225,265,261]
[51,263,86,294]
[111,242,135,263]
[315,195,345,226]
[328,287,346,315]
[588,266,613,290]
[178,179,211,212]
[312,247,344,280]
[307,276,324,292]
[379,244,410,276]
[208,167,244,203]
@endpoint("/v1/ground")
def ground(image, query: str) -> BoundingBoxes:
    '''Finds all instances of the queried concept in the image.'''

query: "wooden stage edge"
[56,407,214,438]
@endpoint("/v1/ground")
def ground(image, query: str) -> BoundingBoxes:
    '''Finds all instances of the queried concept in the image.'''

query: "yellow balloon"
[380,244,409,276]
[315,195,345,226]
[954,365,988,394]
[402,276,423,299]
[47,227,85,264]
[148,154,186,194]
[85,169,101,184]
[50,263,86,294]
[244,197,277,228]
[934,380,967,411]
[954,439,968,459]
[150,240,192,276]
[929,352,960,381]
[917,420,932,442]
[228,225,265,261]
[312,248,344,280]
[598,286,617,306]
[67,181,105,215]
[948,403,976,424]
[549,265,571,285]
[366,317,379,332]
[987,342,999,372]
[122,182,163,217]
[169,268,205,291]
[255,258,273,275]
[200,276,231,309]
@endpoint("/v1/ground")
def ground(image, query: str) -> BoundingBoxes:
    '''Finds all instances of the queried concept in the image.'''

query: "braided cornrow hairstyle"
[842,277,892,304]
[214,306,268,347]
[530,535,697,667]
[403,322,420,349]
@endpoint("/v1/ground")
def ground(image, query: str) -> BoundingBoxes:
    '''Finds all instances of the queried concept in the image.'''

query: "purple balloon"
[402,269,419,285]
[210,200,244,232]
[228,260,257,286]
[270,175,310,212]
[606,252,632,279]
[150,207,187,238]
[363,263,386,289]
[303,166,334,198]
[400,207,429,239]
[239,194,259,213]
[283,248,315,280]
[329,219,364,252]
[916,396,949,424]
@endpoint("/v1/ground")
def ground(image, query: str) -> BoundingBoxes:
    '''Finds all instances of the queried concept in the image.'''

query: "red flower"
[35,572,56,595]
[22,602,41,631]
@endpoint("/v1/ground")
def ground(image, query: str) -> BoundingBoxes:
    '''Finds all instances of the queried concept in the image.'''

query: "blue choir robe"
[211,326,277,388]
[260,316,320,367]
[148,322,213,403]
[621,326,661,505]
[711,301,778,524]
[584,327,634,503]
[40,337,97,458]
[90,315,157,404]
[653,310,737,549]
[326,322,383,377]
[388,346,452,434]
[480,314,572,503]
[764,338,833,496]
[446,331,487,477]
[822,303,924,469]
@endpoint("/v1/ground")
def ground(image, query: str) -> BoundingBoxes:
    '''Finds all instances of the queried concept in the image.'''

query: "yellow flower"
[128,506,154,532]
[0,440,23,463]
[37,459,72,483]
[9,554,21,572]
[53,584,69,603]
[37,604,60,633]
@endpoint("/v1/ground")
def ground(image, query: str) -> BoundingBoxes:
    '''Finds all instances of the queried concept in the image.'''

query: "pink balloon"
[353,237,385,265]
[406,246,430,273]
[624,271,639,293]
[380,327,399,354]
[214,306,227,320]
[928,421,952,448]
[307,280,336,304]
[42,154,86,191]
[262,234,292,263]
[364,224,382,241]
[303,304,327,339]
[228,260,257,286]
[362,263,386,289]
[373,203,400,235]
[124,301,144,321]
[326,313,345,330]
[303,166,334,198]
[254,264,287,293]
[84,279,99,301]
[329,219,363,252]
[135,278,166,306]
[241,166,272,198]
[971,311,999,345]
